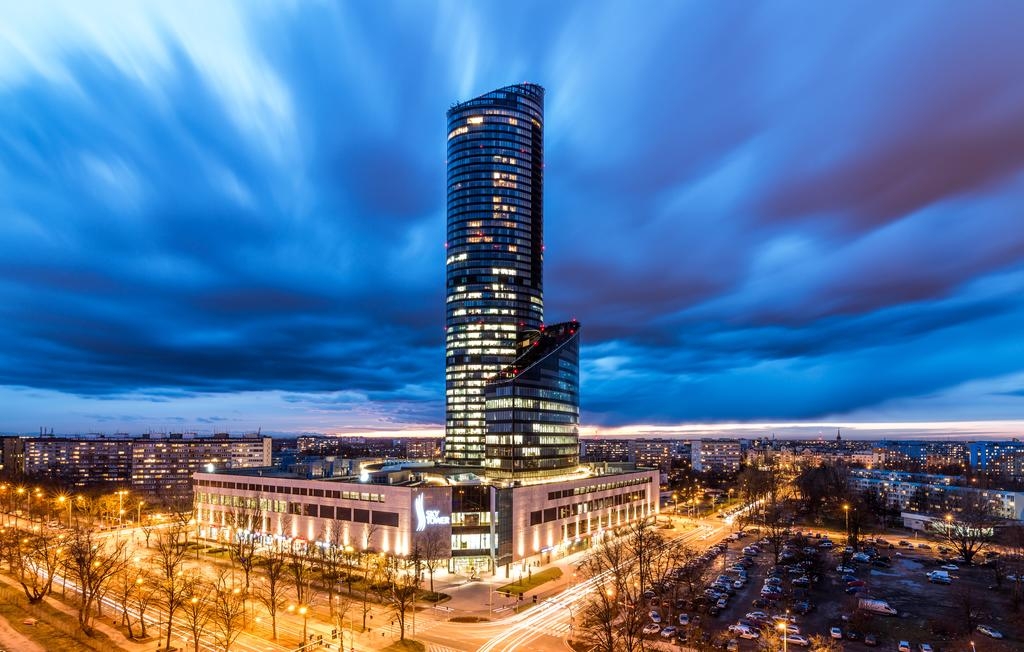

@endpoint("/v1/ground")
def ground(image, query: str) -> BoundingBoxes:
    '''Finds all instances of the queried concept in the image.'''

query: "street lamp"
[116,490,128,530]
[777,620,788,652]
[299,605,309,643]
[57,495,71,527]
[843,504,850,544]
[137,500,145,526]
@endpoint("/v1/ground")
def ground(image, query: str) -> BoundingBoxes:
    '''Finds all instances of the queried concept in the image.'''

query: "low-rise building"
[848,468,1024,521]
[194,462,659,576]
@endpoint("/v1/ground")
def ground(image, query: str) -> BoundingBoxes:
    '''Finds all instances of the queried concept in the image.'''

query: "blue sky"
[2,1,1024,438]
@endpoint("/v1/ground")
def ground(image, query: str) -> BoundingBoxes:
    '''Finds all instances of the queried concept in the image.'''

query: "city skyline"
[3,3,1024,438]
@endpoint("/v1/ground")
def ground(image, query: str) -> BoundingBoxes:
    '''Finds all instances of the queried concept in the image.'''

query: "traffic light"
[332,628,338,639]
[518,593,523,601]
[532,595,537,604]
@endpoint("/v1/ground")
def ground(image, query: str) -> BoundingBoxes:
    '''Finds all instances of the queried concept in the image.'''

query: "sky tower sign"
[414,491,450,532]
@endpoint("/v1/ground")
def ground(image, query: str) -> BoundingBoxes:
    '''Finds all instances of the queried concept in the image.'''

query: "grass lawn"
[0,584,121,652]
[497,567,562,595]
[382,639,426,652]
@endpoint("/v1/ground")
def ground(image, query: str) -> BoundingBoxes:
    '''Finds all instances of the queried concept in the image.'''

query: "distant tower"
[836,428,842,442]
[444,84,546,466]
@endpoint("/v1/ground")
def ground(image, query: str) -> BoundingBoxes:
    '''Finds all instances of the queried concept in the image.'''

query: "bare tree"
[952,583,982,634]
[317,525,348,617]
[255,546,289,640]
[575,518,670,652]
[930,497,1000,564]
[10,528,63,603]
[64,526,130,635]
[181,577,213,652]
[209,571,247,652]
[111,564,147,639]
[417,528,449,594]
[381,555,418,641]
[226,502,262,594]
[287,539,319,606]
[154,523,191,651]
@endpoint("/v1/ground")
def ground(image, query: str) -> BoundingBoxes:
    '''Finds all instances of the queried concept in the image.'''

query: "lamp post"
[299,605,309,643]
[137,500,145,527]
[116,490,128,529]
[843,504,850,544]
[777,620,787,652]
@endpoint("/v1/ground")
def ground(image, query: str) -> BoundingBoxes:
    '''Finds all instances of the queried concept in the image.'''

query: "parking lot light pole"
[777,621,787,652]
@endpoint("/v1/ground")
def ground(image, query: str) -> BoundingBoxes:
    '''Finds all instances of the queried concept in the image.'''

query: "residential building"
[969,441,1024,480]
[405,438,442,460]
[630,439,674,471]
[579,438,630,463]
[848,468,1024,521]
[691,439,743,474]
[22,433,271,498]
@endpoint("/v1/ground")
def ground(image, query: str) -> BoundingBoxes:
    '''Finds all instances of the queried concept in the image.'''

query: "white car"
[746,611,769,621]
[728,625,760,640]
[783,634,810,647]
[773,613,797,624]
[976,625,1003,639]
[678,613,690,626]
[941,564,959,571]
[829,627,843,639]
[777,624,800,635]
[898,642,911,652]
[649,610,662,624]
[660,626,678,639]
[642,623,661,635]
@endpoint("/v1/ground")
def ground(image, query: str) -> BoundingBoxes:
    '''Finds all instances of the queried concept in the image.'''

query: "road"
[406,517,733,652]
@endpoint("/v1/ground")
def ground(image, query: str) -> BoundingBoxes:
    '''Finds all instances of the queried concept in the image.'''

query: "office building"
[484,320,581,478]
[691,439,743,474]
[580,438,630,463]
[445,83,546,466]
[194,463,658,575]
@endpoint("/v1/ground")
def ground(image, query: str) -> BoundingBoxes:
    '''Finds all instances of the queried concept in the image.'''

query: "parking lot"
[641,525,1022,651]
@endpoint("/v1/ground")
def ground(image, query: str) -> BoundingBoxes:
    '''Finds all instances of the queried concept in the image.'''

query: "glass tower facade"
[445,83,545,466]
[483,321,581,478]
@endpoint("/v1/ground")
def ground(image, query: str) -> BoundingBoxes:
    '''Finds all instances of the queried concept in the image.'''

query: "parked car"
[919,644,933,652]
[898,641,911,652]
[846,630,861,641]
[642,623,661,635]
[783,634,810,647]
[941,564,959,571]
[678,613,690,626]
[660,626,678,639]
[976,625,1003,639]
[864,634,879,647]
[649,611,662,624]
[726,639,739,652]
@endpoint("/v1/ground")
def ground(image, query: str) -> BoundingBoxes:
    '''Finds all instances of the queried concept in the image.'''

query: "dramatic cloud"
[2,1,1024,435]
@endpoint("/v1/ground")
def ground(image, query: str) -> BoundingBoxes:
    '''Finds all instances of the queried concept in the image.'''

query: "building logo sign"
[414,493,450,532]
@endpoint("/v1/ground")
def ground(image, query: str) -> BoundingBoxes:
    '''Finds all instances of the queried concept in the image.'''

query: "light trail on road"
[477,523,726,652]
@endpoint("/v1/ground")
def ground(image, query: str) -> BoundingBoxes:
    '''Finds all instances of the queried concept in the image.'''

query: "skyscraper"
[445,83,545,466]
